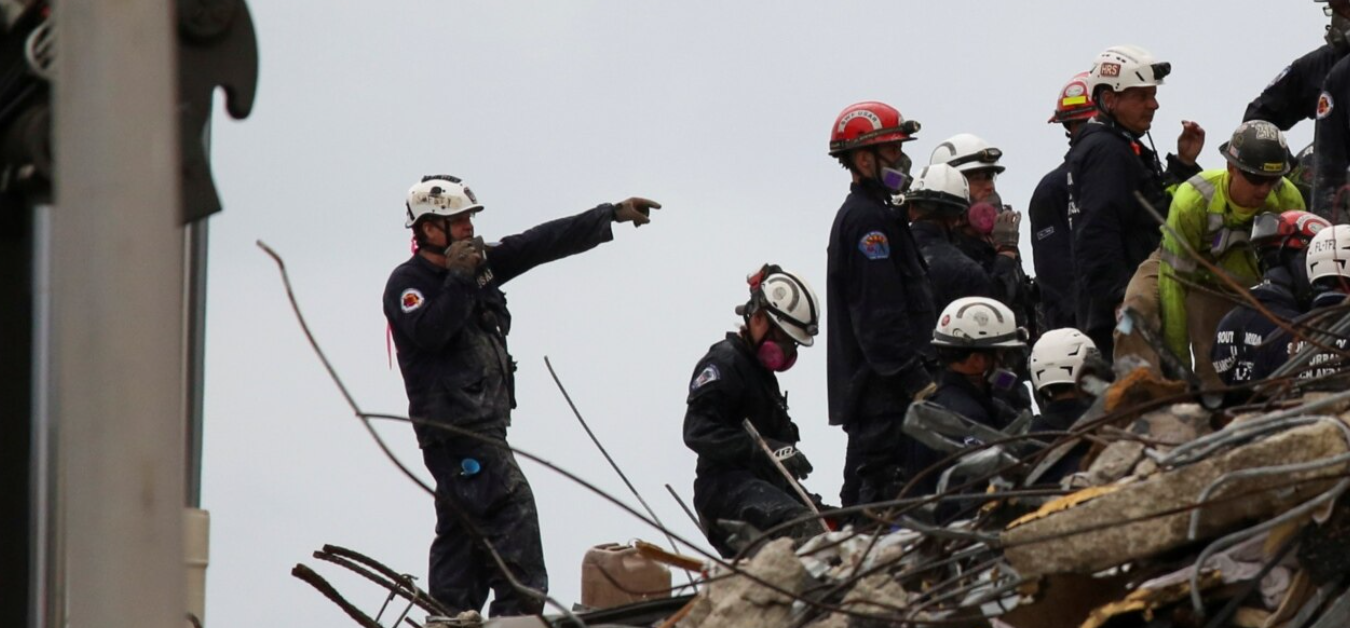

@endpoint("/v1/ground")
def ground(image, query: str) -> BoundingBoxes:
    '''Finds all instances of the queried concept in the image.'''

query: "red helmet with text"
[828,101,921,156]
[1049,71,1097,124]
[1251,210,1331,252]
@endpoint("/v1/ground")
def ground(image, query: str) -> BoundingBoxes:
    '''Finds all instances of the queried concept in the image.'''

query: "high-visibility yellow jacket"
[1159,169,1305,363]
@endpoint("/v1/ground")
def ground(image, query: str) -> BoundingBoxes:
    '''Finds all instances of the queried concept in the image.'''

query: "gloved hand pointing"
[992,210,1021,252]
[613,197,662,227]
[769,441,813,480]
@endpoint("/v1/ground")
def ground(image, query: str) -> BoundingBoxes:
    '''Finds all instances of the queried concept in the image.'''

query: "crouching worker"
[1212,211,1328,388]
[684,265,826,557]
[1029,329,1099,435]
[909,297,1027,496]
[1027,328,1100,483]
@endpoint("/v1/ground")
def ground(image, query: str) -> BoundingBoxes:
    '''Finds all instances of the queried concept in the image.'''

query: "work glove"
[443,239,483,276]
[769,441,813,480]
[613,197,662,227]
[992,210,1021,251]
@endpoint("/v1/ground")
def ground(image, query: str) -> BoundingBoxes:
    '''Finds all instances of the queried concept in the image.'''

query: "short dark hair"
[836,151,855,172]
[412,216,444,248]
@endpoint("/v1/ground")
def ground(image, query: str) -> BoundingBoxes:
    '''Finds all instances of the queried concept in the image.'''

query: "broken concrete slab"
[679,538,806,628]
[1003,420,1350,578]
[1085,440,1145,485]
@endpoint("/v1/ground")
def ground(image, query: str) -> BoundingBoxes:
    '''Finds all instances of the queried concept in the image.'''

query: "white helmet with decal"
[903,163,970,214]
[929,133,1005,174]
[1086,45,1170,96]
[1029,328,1098,391]
[1307,224,1350,283]
[405,174,483,228]
[932,297,1026,348]
[738,264,821,346]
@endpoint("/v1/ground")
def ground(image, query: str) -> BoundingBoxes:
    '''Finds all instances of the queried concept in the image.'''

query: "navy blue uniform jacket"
[826,182,936,426]
[384,205,615,446]
[1067,118,1199,341]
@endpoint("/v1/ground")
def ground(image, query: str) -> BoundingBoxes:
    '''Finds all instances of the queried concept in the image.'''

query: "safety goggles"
[946,147,1003,169]
[1237,168,1282,187]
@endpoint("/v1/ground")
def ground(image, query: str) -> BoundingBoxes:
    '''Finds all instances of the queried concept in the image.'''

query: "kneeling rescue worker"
[912,297,1027,495]
[683,265,826,557]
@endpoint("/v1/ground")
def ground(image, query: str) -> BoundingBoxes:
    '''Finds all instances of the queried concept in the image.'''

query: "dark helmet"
[1218,120,1292,177]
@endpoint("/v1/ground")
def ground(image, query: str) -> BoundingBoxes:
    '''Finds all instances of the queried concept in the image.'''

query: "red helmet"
[828,101,920,156]
[1048,72,1097,124]
[1251,210,1331,251]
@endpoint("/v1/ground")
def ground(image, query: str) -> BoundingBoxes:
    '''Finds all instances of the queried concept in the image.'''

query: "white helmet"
[1029,328,1098,392]
[929,133,1005,174]
[1086,45,1171,96]
[1306,224,1350,283]
[739,265,820,346]
[903,163,970,214]
[932,297,1026,348]
[405,175,483,228]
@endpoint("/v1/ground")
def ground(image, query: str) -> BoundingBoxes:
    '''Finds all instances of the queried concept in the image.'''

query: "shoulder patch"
[400,288,425,313]
[1036,225,1055,241]
[691,364,720,391]
[858,231,891,260]
[1318,92,1334,120]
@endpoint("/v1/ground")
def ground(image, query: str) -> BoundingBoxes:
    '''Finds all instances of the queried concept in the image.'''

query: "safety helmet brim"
[773,318,816,347]
[1218,141,1292,177]
[828,131,917,156]
[1048,108,1097,124]
[405,204,484,228]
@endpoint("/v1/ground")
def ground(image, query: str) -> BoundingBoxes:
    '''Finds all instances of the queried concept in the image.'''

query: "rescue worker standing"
[1313,1,1350,217]
[383,175,661,616]
[1244,0,1350,130]
[929,134,1028,331]
[1158,121,1304,387]
[1031,73,1096,331]
[1212,211,1328,388]
[907,163,1007,314]
[824,101,937,508]
[684,265,823,557]
[1069,45,1204,359]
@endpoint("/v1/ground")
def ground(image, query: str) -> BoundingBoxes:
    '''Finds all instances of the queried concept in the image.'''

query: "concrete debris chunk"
[680,538,806,628]
[1004,420,1349,577]
[1084,440,1146,485]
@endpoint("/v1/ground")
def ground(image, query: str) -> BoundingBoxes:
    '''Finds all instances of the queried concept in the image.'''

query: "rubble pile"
[677,382,1350,628]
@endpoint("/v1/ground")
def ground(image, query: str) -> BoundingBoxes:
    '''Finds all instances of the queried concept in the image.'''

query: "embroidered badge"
[691,364,720,391]
[858,231,891,260]
[1318,92,1334,120]
[400,288,425,313]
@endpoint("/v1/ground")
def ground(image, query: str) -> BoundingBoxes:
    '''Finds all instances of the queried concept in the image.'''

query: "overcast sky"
[203,1,1320,624]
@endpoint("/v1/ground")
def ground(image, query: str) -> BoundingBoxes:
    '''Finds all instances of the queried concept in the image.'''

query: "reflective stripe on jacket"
[1158,170,1305,361]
